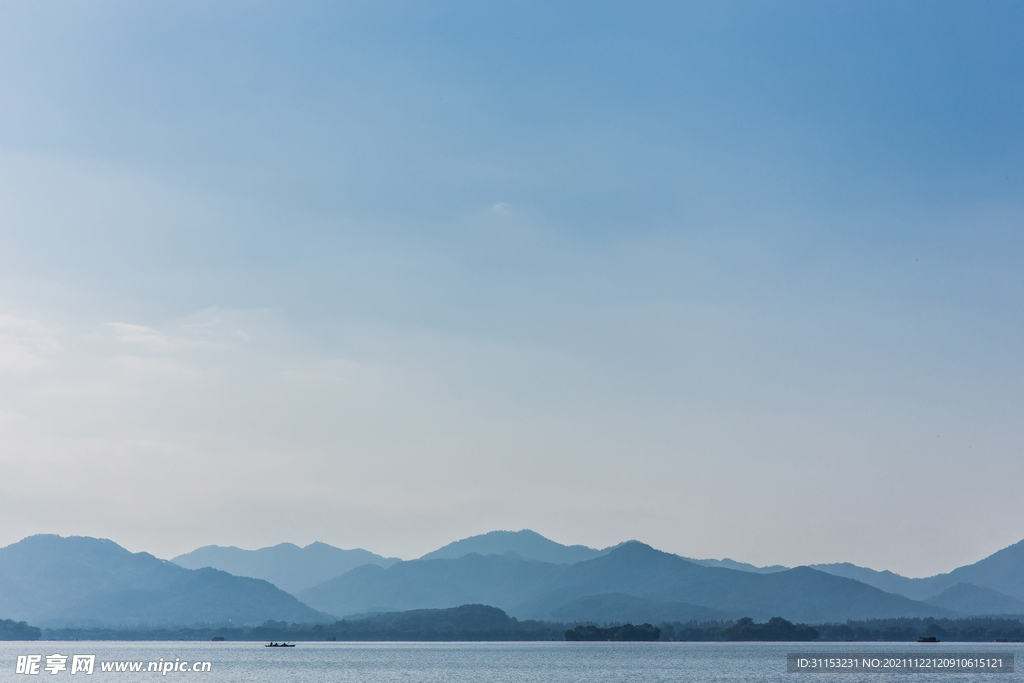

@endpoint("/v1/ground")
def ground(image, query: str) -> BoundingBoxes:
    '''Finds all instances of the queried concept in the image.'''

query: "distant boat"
[265,643,295,647]
[918,636,939,643]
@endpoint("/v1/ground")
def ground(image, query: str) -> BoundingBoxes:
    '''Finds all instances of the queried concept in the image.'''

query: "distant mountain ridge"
[298,541,952,623]
[810,539,1024,610]
[684,557,789,574]
[419,530,608,564]
[938,540,1024,602]
[924,583,1024,615]
[8,529,1024,629]
[0,535,331,628]
[172,542,400,594]
[809,562,924,596]
[416,530,789,575]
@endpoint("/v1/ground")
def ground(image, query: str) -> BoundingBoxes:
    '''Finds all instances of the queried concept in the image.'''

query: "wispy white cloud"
[96,309,255,355]
[101,322,204,354]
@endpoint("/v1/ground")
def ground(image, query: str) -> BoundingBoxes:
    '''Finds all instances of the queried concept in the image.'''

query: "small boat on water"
[918,636,939,643]
[266,642,295,647]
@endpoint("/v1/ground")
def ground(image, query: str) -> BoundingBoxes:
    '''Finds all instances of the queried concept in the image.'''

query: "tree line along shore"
[4,606,1024,643]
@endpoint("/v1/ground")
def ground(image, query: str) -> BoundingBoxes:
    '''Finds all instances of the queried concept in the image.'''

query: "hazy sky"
[1,1,1022,577]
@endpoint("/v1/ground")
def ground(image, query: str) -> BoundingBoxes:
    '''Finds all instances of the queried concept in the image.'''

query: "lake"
[1,641,1020,682]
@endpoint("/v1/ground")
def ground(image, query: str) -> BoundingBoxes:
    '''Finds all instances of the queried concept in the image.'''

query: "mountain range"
[809,539,1024,605]
[296,541,951,623]
[3,529,1024,628]
[411,531,1024,617]
[172,542,400,594]
[0,535,330,628]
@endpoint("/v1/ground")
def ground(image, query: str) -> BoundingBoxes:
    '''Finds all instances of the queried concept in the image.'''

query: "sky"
[0,0,1022,578]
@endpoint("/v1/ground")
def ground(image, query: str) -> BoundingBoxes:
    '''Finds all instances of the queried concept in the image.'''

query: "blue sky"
[0,1,1022,575]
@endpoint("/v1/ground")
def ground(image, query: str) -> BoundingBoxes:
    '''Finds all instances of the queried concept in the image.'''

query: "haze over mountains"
[172,543,400,594]
[3,530,1024,628]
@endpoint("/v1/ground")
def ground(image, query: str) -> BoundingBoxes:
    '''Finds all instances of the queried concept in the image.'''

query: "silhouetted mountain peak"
[419,529,606,565]
[268,542,302,550]
[600,541,700,569]
[600,541,673,564]
[607,540,655,554]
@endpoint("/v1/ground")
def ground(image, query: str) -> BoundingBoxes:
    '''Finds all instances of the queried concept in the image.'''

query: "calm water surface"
[1,641,1021,682]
